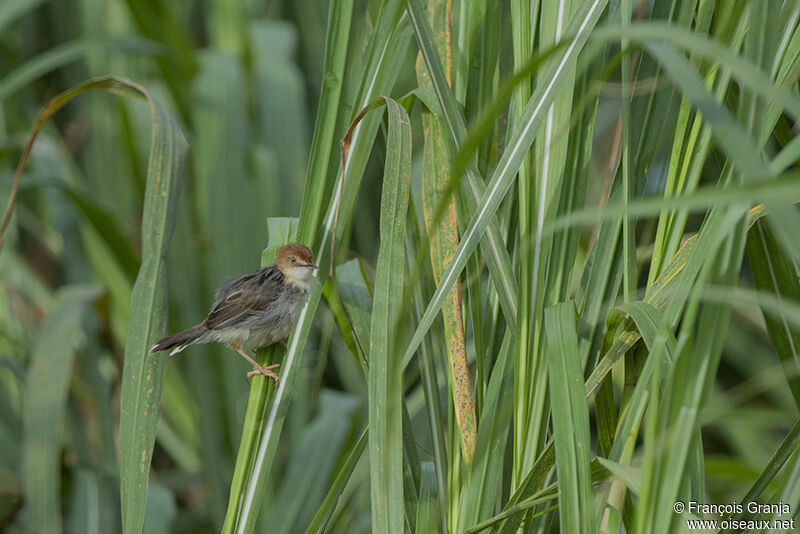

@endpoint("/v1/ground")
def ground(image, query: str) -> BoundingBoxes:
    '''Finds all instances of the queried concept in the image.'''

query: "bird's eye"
[291,257,297,263]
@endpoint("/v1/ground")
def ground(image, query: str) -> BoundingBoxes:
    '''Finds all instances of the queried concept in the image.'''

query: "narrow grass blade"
[297,0,354,246]
[416,462,440,534]
[746,220,800,408]
[592,23,800,121]
[545,302,594,534]
[327,258,371,369]
[0,0,44,32]
[0,41,92,102]
[719,418,800,532]
[22,285,101,534]
[460,331,514,530]
[595,458,641,496]
[406,231,449,533]
[117,86,188,534]
[2,76,184,252]
[368,97,412,534]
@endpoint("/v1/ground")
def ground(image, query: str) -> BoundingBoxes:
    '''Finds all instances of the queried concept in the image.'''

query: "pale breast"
[235,285,308,350]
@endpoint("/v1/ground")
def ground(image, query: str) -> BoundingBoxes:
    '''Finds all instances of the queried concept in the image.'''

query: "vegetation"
[2,0,800,533]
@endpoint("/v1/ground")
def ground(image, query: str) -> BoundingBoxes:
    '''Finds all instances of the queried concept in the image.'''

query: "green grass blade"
[368,97,412,534]
[745,220,800,408]
[0,0,44,32]
[0,40,92,102]
[327,258,372,368]
[719,418,800,532]
[644,41,767,178]
[415,462,440,534]
[22,285,101,534]
[592,22,800,122]
[406,232,449,533]
[297,0,354,246]
[117,87,188,533]
[545,302,594,534]
[459,331,514,530]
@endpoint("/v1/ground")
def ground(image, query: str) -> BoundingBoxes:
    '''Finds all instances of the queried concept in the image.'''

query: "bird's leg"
[278,339,288,350]
[228,343,280,384]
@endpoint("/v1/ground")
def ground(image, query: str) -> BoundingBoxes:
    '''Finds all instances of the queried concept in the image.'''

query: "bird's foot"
[246,363,280,385]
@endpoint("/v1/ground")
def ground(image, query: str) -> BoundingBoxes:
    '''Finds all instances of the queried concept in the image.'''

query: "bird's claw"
[246,363,280,385]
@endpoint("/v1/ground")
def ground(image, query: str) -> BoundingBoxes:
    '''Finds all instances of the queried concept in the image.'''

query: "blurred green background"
[3,0,800,533]
[1,1,372,532]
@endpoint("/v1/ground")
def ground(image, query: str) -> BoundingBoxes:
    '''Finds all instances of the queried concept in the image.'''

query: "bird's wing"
[205,265,282,329]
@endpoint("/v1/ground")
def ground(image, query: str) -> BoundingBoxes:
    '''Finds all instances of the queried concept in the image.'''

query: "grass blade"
[545,302,594,534]
[116,86,188,533]
[368,96,412,533]
[297,0,354,246]
[745,220,800,408]
[416,462,440,534]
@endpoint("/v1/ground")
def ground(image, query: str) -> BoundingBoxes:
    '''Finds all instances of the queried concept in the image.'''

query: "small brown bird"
[150,243,318,383]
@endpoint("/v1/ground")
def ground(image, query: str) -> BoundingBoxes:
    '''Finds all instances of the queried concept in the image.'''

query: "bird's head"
[275,243,318,286]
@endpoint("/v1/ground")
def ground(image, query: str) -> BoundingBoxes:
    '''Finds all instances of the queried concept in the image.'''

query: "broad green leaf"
[0,74,187,534]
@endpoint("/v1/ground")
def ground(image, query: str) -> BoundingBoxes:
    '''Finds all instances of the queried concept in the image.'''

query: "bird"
[150,243,318,383]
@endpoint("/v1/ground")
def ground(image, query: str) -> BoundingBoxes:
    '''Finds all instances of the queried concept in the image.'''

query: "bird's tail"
[150,324,207,356]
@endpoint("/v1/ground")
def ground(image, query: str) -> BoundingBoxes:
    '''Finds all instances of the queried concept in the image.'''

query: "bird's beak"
[302,262,319,270]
